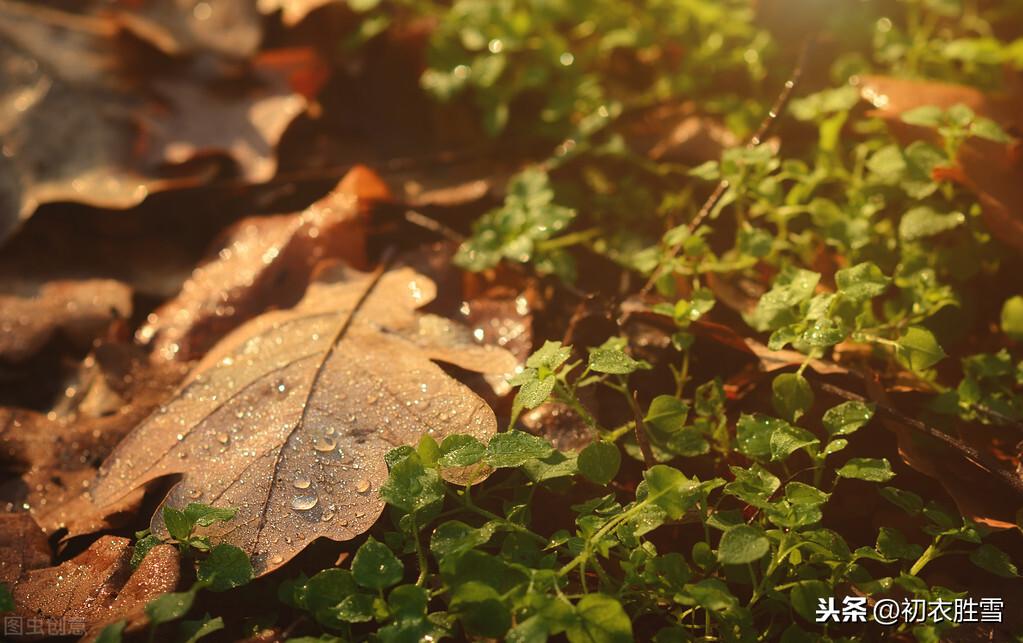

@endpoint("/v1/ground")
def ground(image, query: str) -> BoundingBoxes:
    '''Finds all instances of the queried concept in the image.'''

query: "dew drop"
[355,479,371,493]
[293,477,311,489]
[321,511,335,522]
[313,437,337,452]
[216,433,230,445]
[290,494,318,511]
[270,554,284,564]
[277,382,287,393]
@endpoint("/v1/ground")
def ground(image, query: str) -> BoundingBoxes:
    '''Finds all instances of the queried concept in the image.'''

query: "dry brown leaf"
[90,264,516,575]
[0,343,189,535]
[257,0,340,26]
[7,537,179,641]
[0,513,50,584]
[0,0,322,243]
[856,75,1023,252]
[0,278,132,363]
[113,0,263,59]
[137,165,384,362]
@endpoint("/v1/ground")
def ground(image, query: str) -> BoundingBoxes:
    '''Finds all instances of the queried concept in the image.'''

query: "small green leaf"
[879,486,923,515]
[876,527,923,560]
[771,373,814,422]
[566,594,633,643]
[184,504,237,528]
[899,207,965,241]
[335,593,376,623]
[197,544,252,592]
[901,105,943,127]
[485,431,554,468]
[736,413,787,460]
[380,452,445,515]
[438,434,486,467]
[352,537,404,590]
[162,506,193,542]
[822,401,874,436]
[642,465,698,520]
[179,614,225,643]
[769,423,820,461]
[717,524,770,564]
[644,396,690,435]
[969,544,1019,578]
[95,620,126,643]
[836,261,891,302]
[1001,296,1023,341]
[131,534,162,568]
[430,520,497,561]
[837,457,895,482]
[587,338,648,374]
[790,580,831,623]
[305,569,358,615]
[526,340,572,372]
[578,441,621,485]
[897,326,946,371]
[146,584,200,625]
[513,374,557,411]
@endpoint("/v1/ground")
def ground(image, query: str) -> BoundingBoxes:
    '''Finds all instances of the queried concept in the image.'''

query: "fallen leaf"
[618,101,738,164]
[0,278,132,363]
[8,536,179,640]
[0,513,50,584]
[113,0,263,59]
[256,0,340,27]
[0,343,189,535]
[857,75,1023,252]
[137,165,384,362]
[0,0,322,243]
[91,264,516,575]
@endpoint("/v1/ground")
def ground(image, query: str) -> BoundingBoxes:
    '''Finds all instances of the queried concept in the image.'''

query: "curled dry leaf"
[0,278,132,363]
[0,343,189,535]
[7,536,180,641]
[91,264,517,575]
[857,75,1023,252]
[137,165,385,362]
[0,0,323,243]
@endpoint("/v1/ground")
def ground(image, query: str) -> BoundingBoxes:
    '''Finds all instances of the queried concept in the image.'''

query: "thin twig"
[631,390,655,469]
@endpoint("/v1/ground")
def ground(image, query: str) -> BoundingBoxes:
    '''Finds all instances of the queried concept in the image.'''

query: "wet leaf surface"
[137,165,383,362]
[7,536,180,640]
[90,264,516,575]
[0,277,132,363]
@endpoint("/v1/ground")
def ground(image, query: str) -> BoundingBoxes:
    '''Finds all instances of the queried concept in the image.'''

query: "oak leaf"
[90,264,517,575]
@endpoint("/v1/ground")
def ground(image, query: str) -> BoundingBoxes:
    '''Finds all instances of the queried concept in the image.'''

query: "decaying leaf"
[857,75,1023,252]
[7,536,179,641]
[137,165,385,362]
[0,277,132,362]
[0,513,50,583]
[91,264,517,575]
[0,343,189,535]
[0,0,323,243]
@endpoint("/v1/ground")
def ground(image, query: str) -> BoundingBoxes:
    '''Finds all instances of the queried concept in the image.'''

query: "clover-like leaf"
[89,266,516,575]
